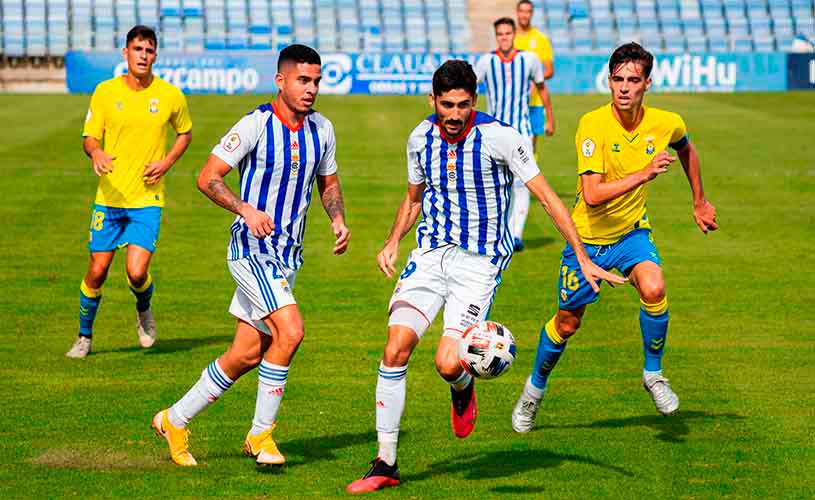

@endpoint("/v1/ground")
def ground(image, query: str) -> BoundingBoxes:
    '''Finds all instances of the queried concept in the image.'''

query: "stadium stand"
[0,0,814,56]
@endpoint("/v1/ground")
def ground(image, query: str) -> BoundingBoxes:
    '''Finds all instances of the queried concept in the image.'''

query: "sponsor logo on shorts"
[467,304,481,317]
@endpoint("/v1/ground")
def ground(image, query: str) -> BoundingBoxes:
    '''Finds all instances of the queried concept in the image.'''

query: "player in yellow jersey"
[66,26,192,359]
[515,0,554,151]
[511,43,718,430]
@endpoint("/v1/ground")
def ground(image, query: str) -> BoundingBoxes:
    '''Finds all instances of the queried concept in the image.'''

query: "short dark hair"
[432,60,477,98]
[278,44,321,70]
[126,25,157,48]
[609,42,654,78]
[494,17,516,31]
[517,0,534,9]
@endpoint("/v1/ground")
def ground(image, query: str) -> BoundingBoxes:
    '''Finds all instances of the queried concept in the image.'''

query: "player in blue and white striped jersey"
[474,17,557,253]
[152,45,350,468]
[347,60,622,494]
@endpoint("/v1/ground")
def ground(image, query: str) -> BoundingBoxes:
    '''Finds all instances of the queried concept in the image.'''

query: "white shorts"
[389,244,502,339]
[227,255,298,335]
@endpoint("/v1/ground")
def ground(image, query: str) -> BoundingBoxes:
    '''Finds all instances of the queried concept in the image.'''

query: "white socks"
[169,360,234,428]
[250,360,289,436]
[508,179,530,240]
[376,362,407,466]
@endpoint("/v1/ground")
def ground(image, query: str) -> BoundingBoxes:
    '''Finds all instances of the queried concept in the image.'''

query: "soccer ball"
[457,320,516,379]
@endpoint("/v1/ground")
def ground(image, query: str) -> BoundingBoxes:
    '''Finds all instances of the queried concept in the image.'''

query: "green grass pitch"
[0,91,813,498]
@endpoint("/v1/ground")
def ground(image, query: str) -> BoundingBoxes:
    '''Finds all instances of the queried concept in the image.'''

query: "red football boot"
[450,378,477,438]
[346,458,400,494]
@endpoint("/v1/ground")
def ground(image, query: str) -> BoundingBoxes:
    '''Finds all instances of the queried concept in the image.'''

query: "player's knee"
[278,325,305,352]
[126,268,149,288]
[556,315,581,339]
[383,342,412,367]
[434,349,460,380]
[87,262,110,285]
[639,281,665,304]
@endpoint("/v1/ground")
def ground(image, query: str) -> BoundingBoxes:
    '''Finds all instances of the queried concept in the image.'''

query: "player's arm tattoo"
[204,177,244,215]
[318,175,346,221]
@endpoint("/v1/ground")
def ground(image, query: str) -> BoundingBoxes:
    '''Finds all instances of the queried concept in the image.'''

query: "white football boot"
[512,376,545,433]
[643,372,679,416]
[66,336,92,359]
[137,308,157,348]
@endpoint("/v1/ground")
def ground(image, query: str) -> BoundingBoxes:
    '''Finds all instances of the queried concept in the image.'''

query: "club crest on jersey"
[148,98,159,114]
[447,163,456,180]
[223,133,241,152]
[645,135,655,155]
[581,138,595,158]
[116,101,123,110]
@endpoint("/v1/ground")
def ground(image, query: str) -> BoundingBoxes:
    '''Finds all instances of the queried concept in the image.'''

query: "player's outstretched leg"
[244,360,289,466]
[631,261,678,415]
[513,315,572,432]
[348,323,417,493]
[67,279,100,358]
[639,297,678,415]
[153,359,235,465]
[130,273,156,348]
[436,336,477,438]
[347,363,406,493]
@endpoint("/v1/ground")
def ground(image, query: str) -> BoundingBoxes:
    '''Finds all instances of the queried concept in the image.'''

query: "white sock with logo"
[169,359,234,428]
[376,362,407,466]
[250,360,289,436]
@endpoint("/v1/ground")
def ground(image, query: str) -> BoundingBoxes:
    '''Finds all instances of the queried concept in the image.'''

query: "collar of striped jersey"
[495,48,519,63]
[435,110,476,144]
[271,100,306,132]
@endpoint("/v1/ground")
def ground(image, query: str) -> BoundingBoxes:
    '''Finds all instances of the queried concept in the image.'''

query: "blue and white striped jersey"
[474,50,544,138]
[211,102,337,270]
[407,111,540,270]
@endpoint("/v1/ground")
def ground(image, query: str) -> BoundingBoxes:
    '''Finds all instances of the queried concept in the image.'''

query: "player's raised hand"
[240,204,275,239]
[331,220,350,255]
[642,150,675,181]
[377,241,399,278]
[578,259,627,293]
[143,159,171,185]
[90,149,115,176]
[693,199,719,234]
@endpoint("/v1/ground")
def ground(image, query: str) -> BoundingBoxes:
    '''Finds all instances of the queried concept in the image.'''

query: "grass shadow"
[520,236,557,250]
[540,410,746,443]
[95,335,234,356]
[403,447,634,483]
[281,429,382,467]
[208,430,381,468]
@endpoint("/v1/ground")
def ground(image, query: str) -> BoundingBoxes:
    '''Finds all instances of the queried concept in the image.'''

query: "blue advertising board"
[787,53,815,89]
[66,51,788,95]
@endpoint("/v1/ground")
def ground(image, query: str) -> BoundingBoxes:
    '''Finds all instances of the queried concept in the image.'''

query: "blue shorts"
[558,228,661,311]
[529,106,546,136]
[88,204,162,253]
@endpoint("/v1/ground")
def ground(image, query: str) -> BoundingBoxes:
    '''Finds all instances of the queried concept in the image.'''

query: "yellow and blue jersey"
[83,75,192,208]
[571,103,688,245]
[513,27,553,108]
